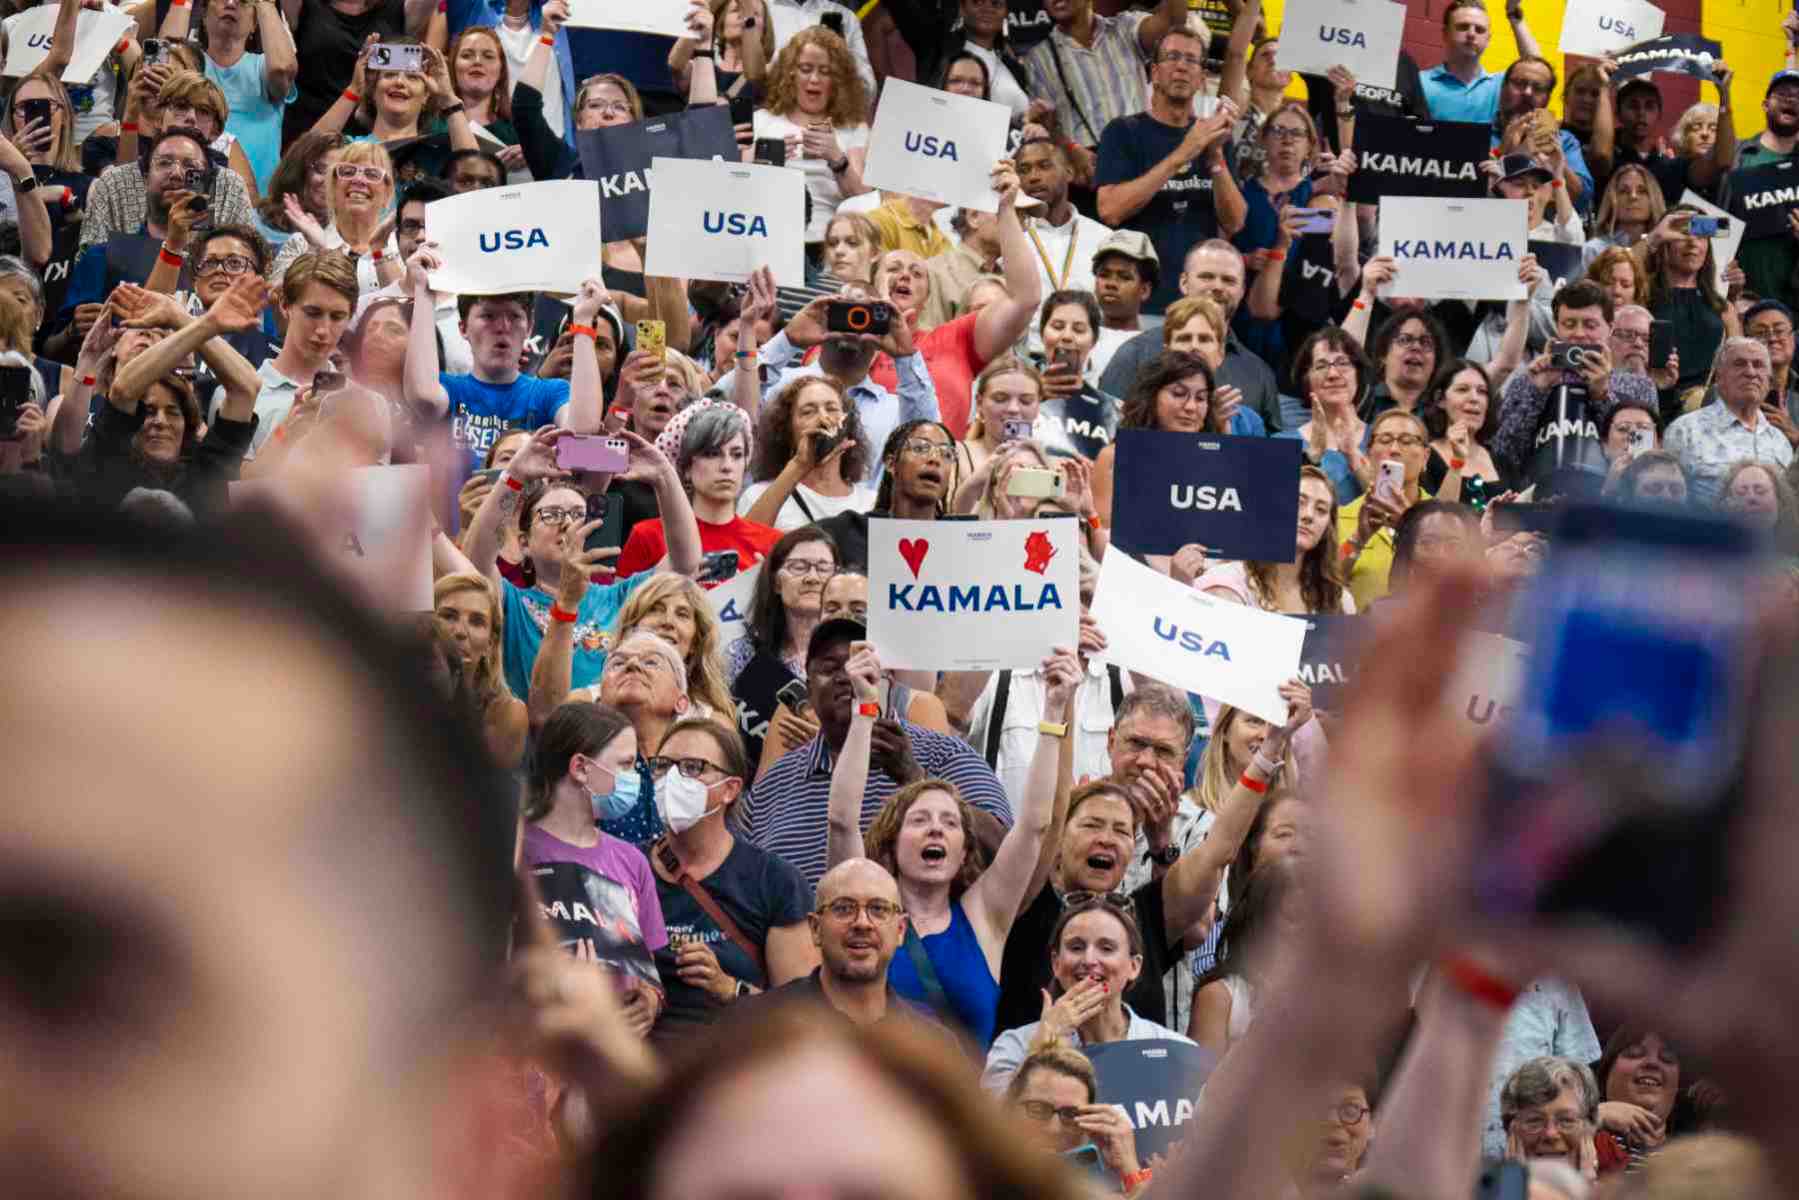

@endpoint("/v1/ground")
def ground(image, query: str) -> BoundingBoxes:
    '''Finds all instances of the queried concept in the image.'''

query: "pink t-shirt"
[522,824,668,995]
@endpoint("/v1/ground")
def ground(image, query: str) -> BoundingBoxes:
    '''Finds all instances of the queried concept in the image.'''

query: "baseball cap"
[1767,68,1799,97]
[1615,76,1661,105]
[1498,153,1553,185]
[1090,229,1159,271]
[805,617,868,668]
[1744,299,1795,329]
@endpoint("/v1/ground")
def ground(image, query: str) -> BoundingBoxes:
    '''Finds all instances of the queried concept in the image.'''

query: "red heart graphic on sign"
[898,537,929,578]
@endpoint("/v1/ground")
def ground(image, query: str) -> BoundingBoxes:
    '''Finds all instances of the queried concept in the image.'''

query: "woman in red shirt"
[616,401,780,586]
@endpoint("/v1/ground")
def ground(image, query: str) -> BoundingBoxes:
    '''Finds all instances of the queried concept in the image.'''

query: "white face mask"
[655,769,720,835]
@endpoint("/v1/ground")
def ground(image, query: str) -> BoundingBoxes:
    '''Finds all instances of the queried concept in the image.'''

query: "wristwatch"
[1149,843,1181,867]
[733,978,753,1000]
[1036,719,1068,738]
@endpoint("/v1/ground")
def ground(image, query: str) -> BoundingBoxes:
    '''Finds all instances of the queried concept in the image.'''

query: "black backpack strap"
[982,669,1012,768]
[1045,36,1099,146]
[1107,663,1124,713]
[903,923,954,1020]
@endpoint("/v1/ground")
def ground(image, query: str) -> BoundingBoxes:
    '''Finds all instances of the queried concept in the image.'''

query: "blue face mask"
[589,762,644,822]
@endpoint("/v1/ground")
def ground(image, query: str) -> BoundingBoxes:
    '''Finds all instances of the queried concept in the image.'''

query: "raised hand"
[208,272,270,332]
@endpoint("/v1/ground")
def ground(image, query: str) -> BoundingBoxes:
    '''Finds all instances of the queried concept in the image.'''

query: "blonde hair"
[433,572,507,707]
[1195,704,1296,815]
[154,69,228,133]
[575,72,643,122]
[966,355,1043,444]
[1163,295,1227,347]
[765,26,870,127]
[325,140,396,226]
[611,573,737,720]
[710,0,775,60]
[8,69,80,172]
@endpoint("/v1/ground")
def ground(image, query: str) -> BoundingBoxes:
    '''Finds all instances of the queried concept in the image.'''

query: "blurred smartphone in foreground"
[1474,1161,1526,1200]
[1478,503,1762,947]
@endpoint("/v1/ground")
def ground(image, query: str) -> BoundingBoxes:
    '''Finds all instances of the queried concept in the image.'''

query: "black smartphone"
[141,37,171,67]
[183,165,213,213]
[753,137,786,167]
[818,9,844,35]
[697,549,740,583]
[825,300,892,335]
[1488,500,1555,535]
[728,90,757,127]
[809,426,842,459]
[775,677,812,716]
[1474,1161,1527,1200]
[584,491,625,554]
[1478,503,1762,947]
[1649,319,1675,370]
[0,364,28,438]
[15,97,52,132]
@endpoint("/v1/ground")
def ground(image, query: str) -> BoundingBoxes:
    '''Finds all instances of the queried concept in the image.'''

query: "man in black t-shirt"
[1094,28,1244,314]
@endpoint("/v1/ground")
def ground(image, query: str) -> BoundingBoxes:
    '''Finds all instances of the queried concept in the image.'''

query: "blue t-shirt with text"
[442,372,570,474]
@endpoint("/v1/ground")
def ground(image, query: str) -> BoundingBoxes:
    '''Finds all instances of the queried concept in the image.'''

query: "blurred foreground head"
[0,502,516,1199]
[581,1004,1093,1200]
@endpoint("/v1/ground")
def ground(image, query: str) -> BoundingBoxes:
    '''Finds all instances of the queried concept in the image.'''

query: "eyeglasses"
[1612,423,1655,439]
[581,99,633,116]
[1265,125,1310,141]
[1509,79,1554,95]
[901,438,956,461]
[1330,1102,1371,1126]
[816,897,904,923]
[1371,434,1426,449]
[1611,330,1651,346]
[606,651,674,674]
[1749,324,1795,341]
[1512,1113,1586,1137]
[150,154,203,175]
[1389,333,1435,350]
[1021,1101,1083,1123]
[334,163,389,184]
[647,755,727,780]
[195,254,256,277]
[1309,357,1355,376]
[532,505,585,526]
[1159,50,1205,67]
[780,558,836,578]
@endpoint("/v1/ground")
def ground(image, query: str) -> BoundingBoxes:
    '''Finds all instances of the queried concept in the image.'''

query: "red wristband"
[1265,249,1286,263]
[1085,513,1101,531]
[157,247,185,268]
[1440,954,1521,1012]
[79,373,97,388]
[549,604,579,623]
[369,247,385,262]
[856,701,881,718]
[1239,770,1268,794]
[539,33,555,45]
[503,474,524,492]
[1121,1168,1154,1192]
[1352,299,1367,311]
[120,120,139,134]
[342,88,360,104]
[1449,458,1466,470]
[567,323,598,339]
[1550,177,1564,188]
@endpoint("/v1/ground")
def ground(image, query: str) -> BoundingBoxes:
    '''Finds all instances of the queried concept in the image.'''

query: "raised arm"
[645,269,692,355]
[1693,64,1737,192]
[0,131,49,271]
[826,643,882,870]
[1246,206,1303,320]
[52,313,121,453]
[622,431,703,575]
[1217,0,1261,107]
[737,0,766,83]
[43,0,79,78]
[562,277,609,432]
[158,0,193,37]
[965,648,1079,943]
[1505,0,1541,59]
[255,0,299,102]
[467,425,567,590]
[1160,680,1311,934]
[1341,255,1393,346]
[526,516,621,727]
[110,278,265,420]
[972,161,1042,361]
[310,37,374,138]
[422,47,480,151]
[674,0,713,102]
[403,242,450,418]
[1136,0,1188,55]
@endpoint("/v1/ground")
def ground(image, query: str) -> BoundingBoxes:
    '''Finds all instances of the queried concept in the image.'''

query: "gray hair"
[676,402,753,483]
[1500,1056,1600,1130]
[1613,304,1652,326]
[0,255,44,313]
[1114,681,1196,748]
[608,629,688,695]
[1717,335,1770,366]
[119,487,196,531]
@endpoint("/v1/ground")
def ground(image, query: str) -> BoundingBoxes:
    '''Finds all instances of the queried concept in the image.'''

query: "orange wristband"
[539,33,555,45]
[1440,954,1520,1012]
[342,88,360,104]
[550,604,579,623]
[1266,249,1286,263]
[857,701,881,718]
[1239,770,1268,794]
[567,323,598,339]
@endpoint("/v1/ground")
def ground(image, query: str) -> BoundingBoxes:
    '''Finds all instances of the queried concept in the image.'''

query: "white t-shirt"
[751,110,869,242]
[496,19,564,141]
[4,2,123,145]
[737,477,876,530]
[1087,325,1136,385]
[963,42,1030,118]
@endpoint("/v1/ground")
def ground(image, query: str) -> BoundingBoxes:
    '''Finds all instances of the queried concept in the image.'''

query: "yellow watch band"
[1037,719,1069,738]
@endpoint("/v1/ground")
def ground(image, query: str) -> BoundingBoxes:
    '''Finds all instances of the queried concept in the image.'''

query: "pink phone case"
[556,434,630,472]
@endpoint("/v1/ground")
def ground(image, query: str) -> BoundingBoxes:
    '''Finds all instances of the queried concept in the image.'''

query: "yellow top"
[1337,488,1431,611]
[866,196,953,260]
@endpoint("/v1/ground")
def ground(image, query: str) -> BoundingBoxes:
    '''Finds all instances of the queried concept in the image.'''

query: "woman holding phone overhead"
[1337,409,1433,609]
[826,639,1080,1046]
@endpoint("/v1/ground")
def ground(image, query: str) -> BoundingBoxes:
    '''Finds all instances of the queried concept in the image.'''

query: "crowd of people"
[4,0,1799,1195]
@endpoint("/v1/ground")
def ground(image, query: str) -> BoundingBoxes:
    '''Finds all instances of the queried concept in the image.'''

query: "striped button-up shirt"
[1022,11,1151,149]
[739,718,1014,890]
